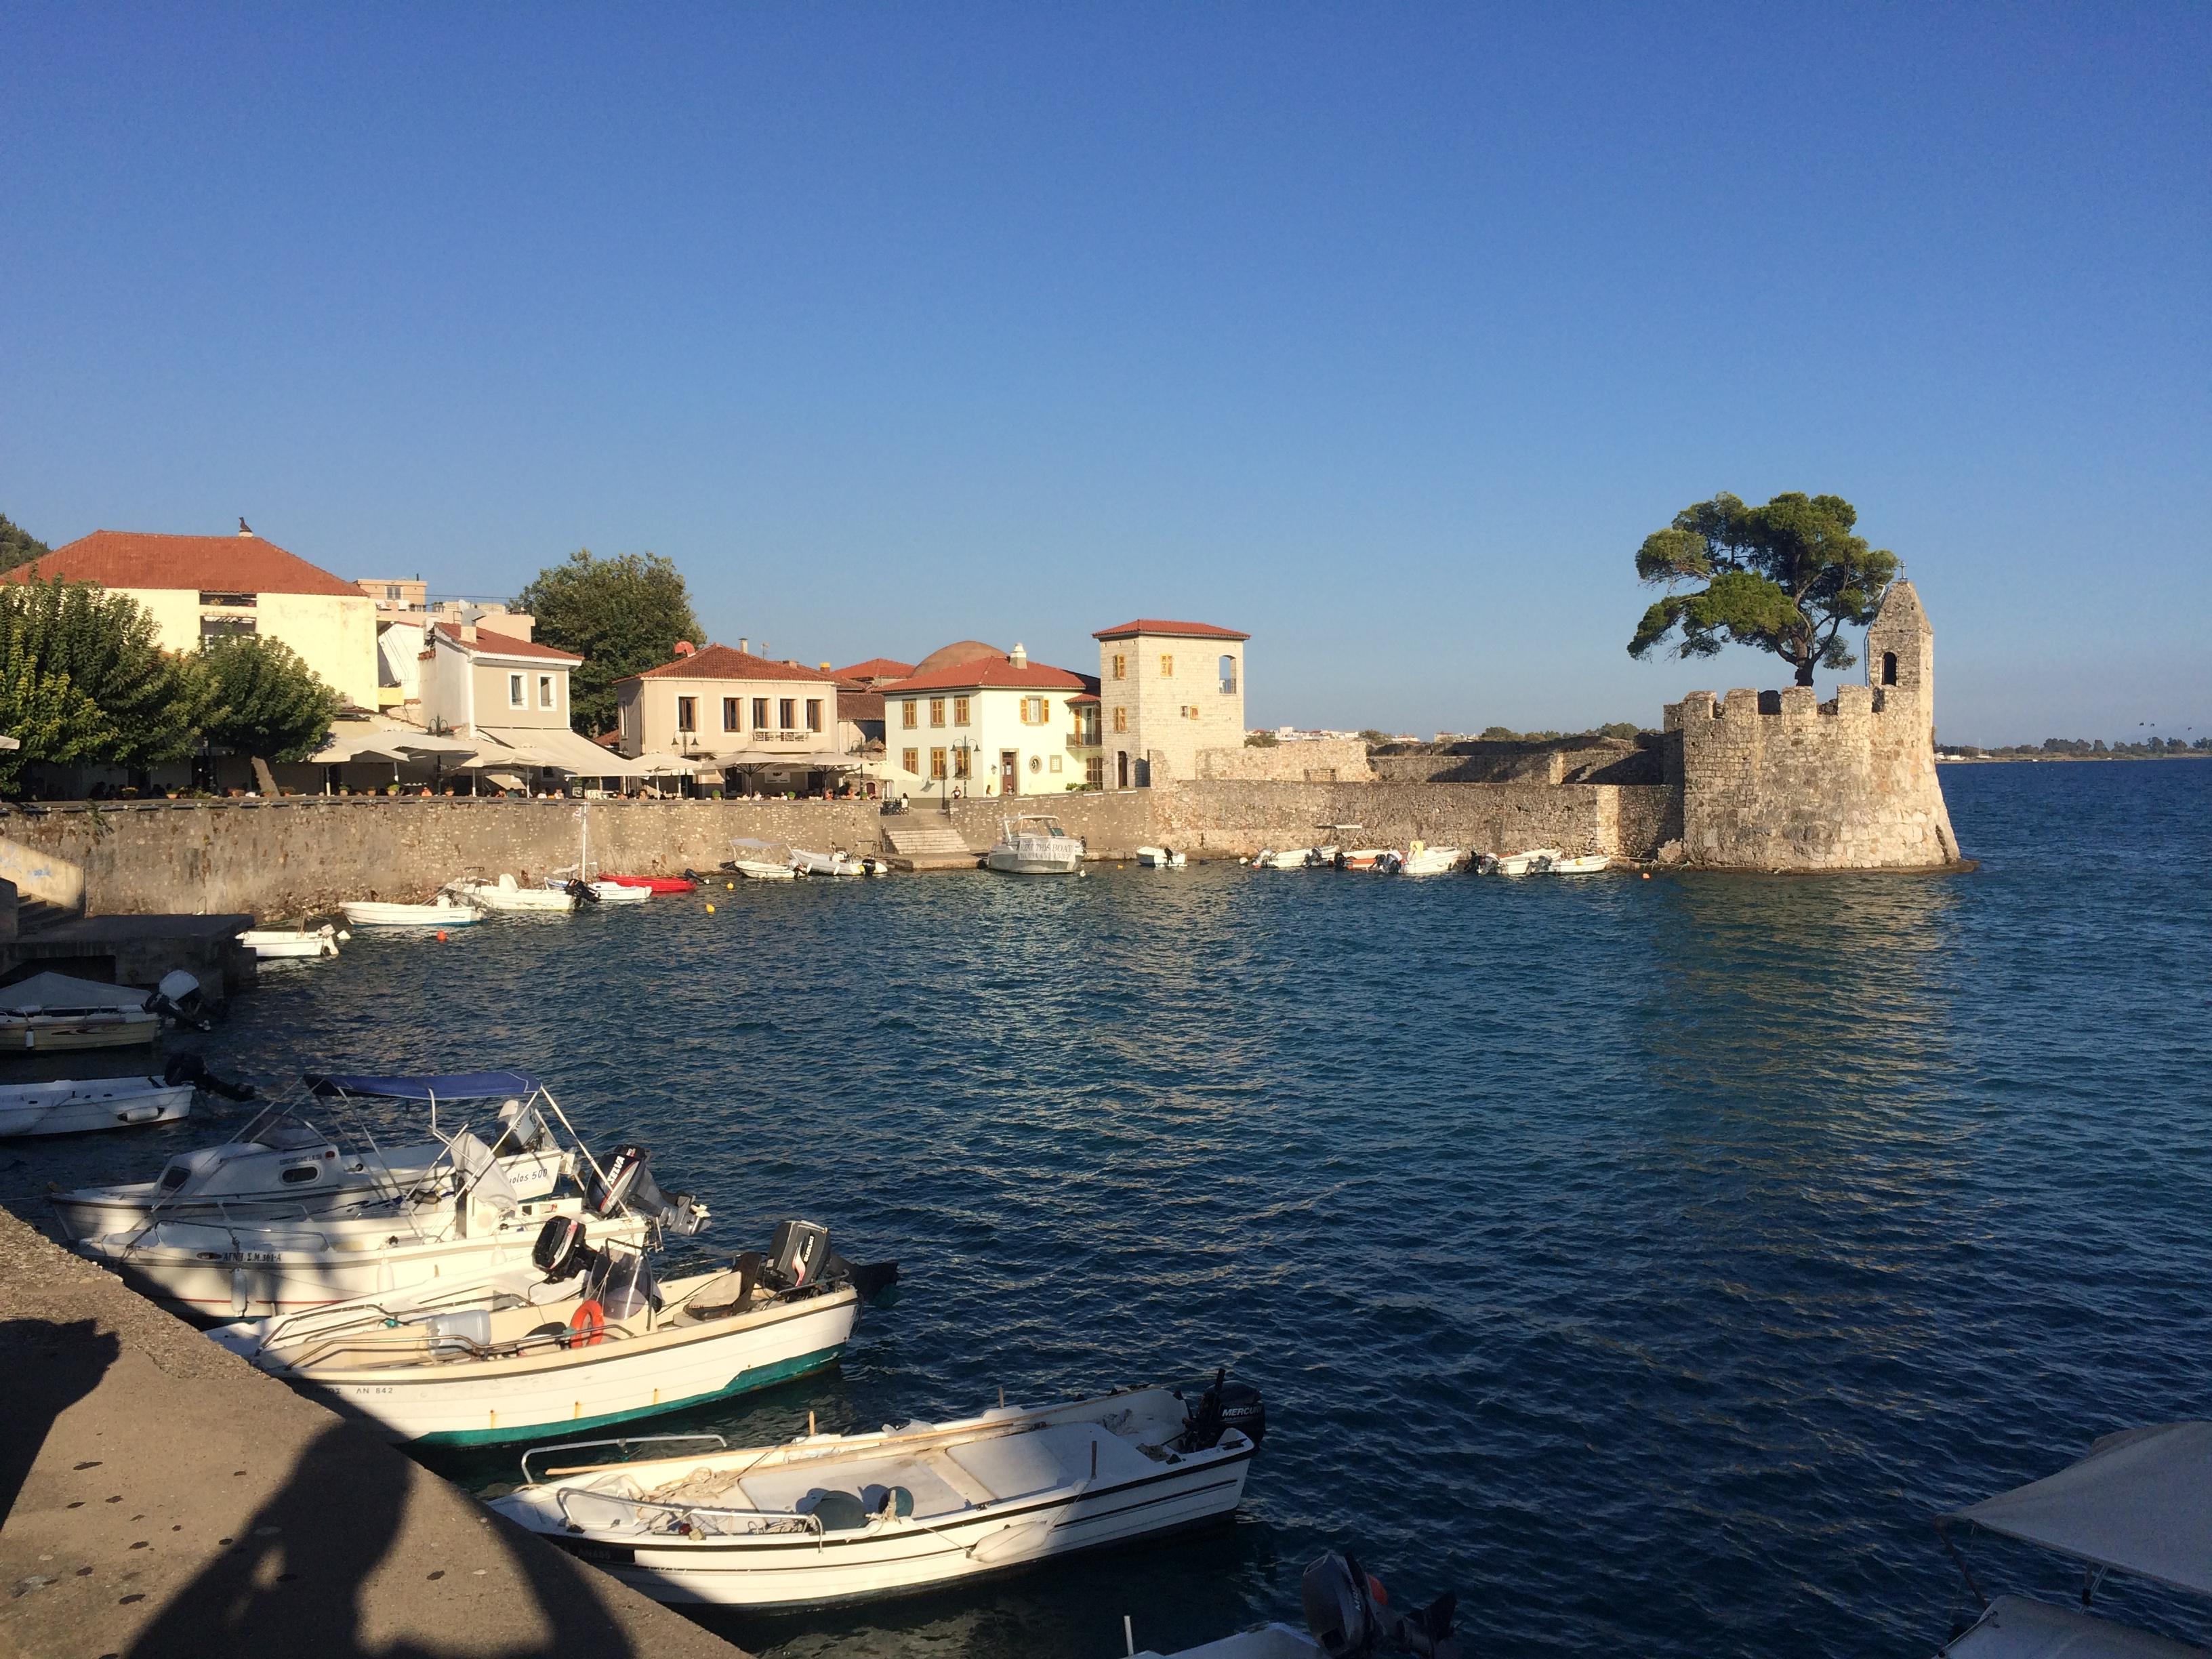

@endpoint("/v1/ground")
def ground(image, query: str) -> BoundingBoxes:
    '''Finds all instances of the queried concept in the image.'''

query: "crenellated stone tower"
[1661,579,1961,869]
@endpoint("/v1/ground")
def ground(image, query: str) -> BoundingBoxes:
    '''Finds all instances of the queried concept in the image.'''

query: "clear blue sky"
[4,5,2205,745]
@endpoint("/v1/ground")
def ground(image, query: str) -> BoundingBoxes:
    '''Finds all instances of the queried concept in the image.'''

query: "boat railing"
[285,1317,638,1372]
[520,1433,729,1484]
[554,1486,827,1542]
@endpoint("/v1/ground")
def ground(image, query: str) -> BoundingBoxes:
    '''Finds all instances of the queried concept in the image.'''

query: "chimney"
[674,640,696,659]
[738,637,748,655]
[1010,642,1028,670]
[459,623,478,644]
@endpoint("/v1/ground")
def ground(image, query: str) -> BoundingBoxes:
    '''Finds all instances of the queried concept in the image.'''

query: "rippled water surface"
[9,761,2209,1658]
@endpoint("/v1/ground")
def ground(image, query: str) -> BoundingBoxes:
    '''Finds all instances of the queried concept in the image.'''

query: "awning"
[307,1070,539,1101]
[1944,1595,2210,1659]
[308,719,479,765]
[629,751,700,775]
[1948,1422,2212,1600]
[716,748,861,770]
[470,725,634,775]
[0,972,151,1013]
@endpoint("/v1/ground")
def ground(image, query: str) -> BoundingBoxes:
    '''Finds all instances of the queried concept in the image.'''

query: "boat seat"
[733,1455,968,1520]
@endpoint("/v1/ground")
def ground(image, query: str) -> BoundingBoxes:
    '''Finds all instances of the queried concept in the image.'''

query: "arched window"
[1881,651,1898,685]
[1218,654,1237,694]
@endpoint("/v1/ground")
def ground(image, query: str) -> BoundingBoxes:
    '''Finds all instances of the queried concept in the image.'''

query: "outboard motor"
[764,1218,832,1290]
[163,1053,256,1101]
[489,1097,548,1157]
[586,1145,709,1236]
[144,970,213,1032]
[565,876,599,904]
[1178,1368,1267,1451]
[533,1213,596,1282]
[1300,1551,1463,1659]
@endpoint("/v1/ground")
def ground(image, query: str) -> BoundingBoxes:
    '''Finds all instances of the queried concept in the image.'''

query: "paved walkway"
[0,1205,747,1659]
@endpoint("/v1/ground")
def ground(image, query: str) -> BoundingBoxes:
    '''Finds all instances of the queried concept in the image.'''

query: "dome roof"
[912,639,1006,676]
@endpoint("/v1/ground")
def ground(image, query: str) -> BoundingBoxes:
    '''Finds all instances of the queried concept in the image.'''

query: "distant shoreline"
[1936,752,2209,765]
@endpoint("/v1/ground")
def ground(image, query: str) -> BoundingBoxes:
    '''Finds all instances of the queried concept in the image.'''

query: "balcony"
[1066,732,1101,753]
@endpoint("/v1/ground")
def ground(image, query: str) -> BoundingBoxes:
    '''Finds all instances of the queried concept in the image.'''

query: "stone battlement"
[1664,682,1908,726]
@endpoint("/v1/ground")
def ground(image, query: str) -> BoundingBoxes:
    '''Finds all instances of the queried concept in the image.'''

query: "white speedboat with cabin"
[1490,848,1561,876]
[1135,846,1187,868]
[1931,1420,2212,1659]
[729,838,800,880]
[52,1071,570,1240]
[449,874,577,914]
[491,1370,1261,1607]
[213,1216,897,1446]
[73,1086,707,1321]
[0,1075,194,1139]
[342,897,482,928]
[0,970,201,1052]
[983,816,1085,876]
[239,924,343,959]
[1132,1551,1464,1659]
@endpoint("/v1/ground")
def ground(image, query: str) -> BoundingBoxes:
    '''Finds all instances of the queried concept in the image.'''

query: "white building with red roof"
[1094,619,1249,788]
[417,620,627,779]
[877,641,1103,800]
[5,527,380,709]
[613,643,855,794]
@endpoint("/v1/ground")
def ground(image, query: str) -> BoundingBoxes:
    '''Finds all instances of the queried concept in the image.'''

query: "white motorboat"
[489,1371,1263,1608]
[0,1076,193,1139]
[544,876,651,905]
[51,1071,571,1240]
[213,1216,897,1446]
[1490,848,1562,876]
[729,838,800,880]
[1134,846,1187,868]
[342,897,482,928]
[0,971,169,1051]
[1337,848,1398,872]
[1132,1551,1464,1659]
[790,847,882,878]
[1933,1421,2212,1658]
[1251,847,1332,871]
[450,874,577,914]
[239,924,343,959]
[1395,841,1466,876]
[1547,854,1610,874]
[984,816,1086,875]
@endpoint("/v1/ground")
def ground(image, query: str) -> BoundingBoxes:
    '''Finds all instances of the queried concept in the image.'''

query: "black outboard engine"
[565,876,599,904]
[586,1145,709,1236]
[1178,1368,1267,1451]
[1300,1552,1462,1659]
[764,1218,832,1290]
[163,1053,257,1101]
[533,1214,597,1282]
[144,970,213,1033]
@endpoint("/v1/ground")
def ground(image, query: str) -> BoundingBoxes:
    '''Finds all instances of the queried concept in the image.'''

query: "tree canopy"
[199,635,342,764]
[0,576,208,792]
[1627,491,1899,687]
[514,550,703,736]
[0,512,52,574]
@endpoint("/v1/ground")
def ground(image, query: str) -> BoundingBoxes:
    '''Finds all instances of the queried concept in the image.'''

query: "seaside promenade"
[0,1205,747,1659]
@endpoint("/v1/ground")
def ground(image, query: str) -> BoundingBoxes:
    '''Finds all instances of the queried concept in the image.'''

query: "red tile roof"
[5,530,365,598]
[433,622,581,663]
[617,643,836,684]
[1092,617,1250,642]
[880,659,1099,695]
[827,657,916,682]
[838,689,886,722]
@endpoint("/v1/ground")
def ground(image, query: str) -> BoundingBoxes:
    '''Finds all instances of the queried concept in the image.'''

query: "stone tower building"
[1094,619,1249,788]
[1662,579,1961,869]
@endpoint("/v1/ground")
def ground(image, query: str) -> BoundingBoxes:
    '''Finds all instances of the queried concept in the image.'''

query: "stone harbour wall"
[1150,781,1677,860]
[1193,738,1376,784]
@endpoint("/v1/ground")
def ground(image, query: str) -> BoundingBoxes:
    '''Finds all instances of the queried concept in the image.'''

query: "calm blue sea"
[9,760,2209,1659]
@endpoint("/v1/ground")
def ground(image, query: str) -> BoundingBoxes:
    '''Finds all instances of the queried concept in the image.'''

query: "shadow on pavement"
[0,1317,121,1517]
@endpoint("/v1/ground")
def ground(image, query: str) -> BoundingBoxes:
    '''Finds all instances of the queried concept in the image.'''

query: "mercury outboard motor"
[1178,1368,1267,1451]
[1302,1551,1463,1659]
[586,1145,709,1236]
[163,1053,256,1101]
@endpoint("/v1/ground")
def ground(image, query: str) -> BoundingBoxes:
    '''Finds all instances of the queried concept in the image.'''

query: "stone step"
[882,823,973,856]
[16,899,75,937]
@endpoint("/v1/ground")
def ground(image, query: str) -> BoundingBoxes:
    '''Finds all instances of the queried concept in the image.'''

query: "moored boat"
[729,838,800,880]
[1396,841,1466,876]
[0,971,170,1052]
[791,847,882,878]
[544,875,651,905]
[342,898,482,928]
[1546,854,1610,874]
[1135,846,1187,868]
[0,1075,194,1139]
[1490,848,1561,876]
[489,1370,1263,1607]
[239,924,342,959]
[602,875,697,895]
[211,1214,897,1446]
[1337,848,1398,872]
[983,815,1085,875]
[450,874,577,913]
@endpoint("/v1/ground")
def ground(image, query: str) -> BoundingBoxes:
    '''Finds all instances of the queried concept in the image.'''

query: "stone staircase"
[880,821,979,869]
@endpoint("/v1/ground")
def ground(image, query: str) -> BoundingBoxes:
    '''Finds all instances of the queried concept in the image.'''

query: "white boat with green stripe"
[212,1216,896,1447]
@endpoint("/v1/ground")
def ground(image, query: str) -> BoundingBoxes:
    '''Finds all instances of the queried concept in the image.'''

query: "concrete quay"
[0,1205,746,1659]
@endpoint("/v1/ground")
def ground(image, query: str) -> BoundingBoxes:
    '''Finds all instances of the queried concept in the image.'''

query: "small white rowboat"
[0,1076,193,1139]
[1547,855,1610,874]
[342,899,482,928]
[239,925,342,959]
[491,1372,1263,1607]
[1135,846,1187,868]
[1490,848,1562,876]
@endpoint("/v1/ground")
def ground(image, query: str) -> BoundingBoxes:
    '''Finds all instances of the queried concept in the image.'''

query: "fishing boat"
[1336,848,1399,872]
[1395,842,1466,876]
[1135,846,1187,868]
[1931,1421,2212,1658]
[984,815,1085,875]
[729,838,800,880]
[1250,847,1332,870]
[544,876,650,905]
[213,1216,897,1446]
[52,1071,572,1240]
[0,971,171,1052]
[489,1370,1263,1608]
[449,874,577,914]
[1546,854,1610,874]
[341,897,482,928]
[0,1075,194,1139]
[238,924,343,959]
[1490,848,1561,876]
[601,876,697,895]
[790,847,884,878]
[1130,1551,1465,1658]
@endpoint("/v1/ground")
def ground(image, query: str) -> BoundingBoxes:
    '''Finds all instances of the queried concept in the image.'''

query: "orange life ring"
[567,1300,606,1348]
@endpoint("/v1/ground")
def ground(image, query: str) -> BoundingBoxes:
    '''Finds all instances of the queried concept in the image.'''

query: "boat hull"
[603,876,697,895]
[0,1014,160,1052]
[341,903,481,928]
[983,847,1083,875]
[0,1079,192,1139]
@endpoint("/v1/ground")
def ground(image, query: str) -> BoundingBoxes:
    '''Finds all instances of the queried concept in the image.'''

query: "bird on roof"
[239,516,253,535]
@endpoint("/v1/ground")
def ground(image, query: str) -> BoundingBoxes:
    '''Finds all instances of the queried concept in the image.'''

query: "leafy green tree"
[199,635,342,765]
[0,576,208,794]
[1629,491,1900,687]
[514,550,703,736]
[0,512,51,574]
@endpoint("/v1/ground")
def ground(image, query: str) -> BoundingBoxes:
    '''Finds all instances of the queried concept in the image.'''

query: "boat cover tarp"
[307,1071,538,1101]
[1950,1423,2212,1600]
[1943,1595,2210,1659]
[0,972,150,1013]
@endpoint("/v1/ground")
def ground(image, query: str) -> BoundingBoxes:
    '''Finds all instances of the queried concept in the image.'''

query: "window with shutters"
[901,699,918,729]
[902,747,920,775]
[1113,706,1128,733]
[806,699,822,733]
[676,696,697,733]
[930,698,945,727]
[1160,654,1174,677]
[1112,653,1126,680]
[930,748,948,779]
[723,697,740,731]
[779,697,796,731]
[954,696,970,725]
[754,697,771,729]
[954,747,972,779]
